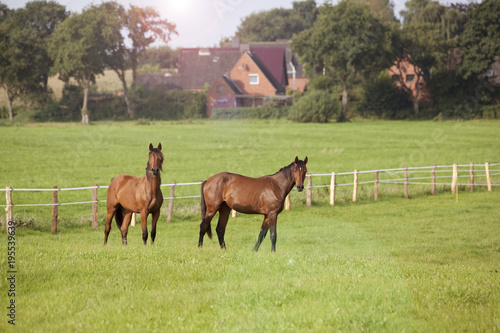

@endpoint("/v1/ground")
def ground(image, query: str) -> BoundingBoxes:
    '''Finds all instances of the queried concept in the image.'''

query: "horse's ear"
[149,143,153,151]
[304,156,308,164]
[295,156,299,164]
[158,143,162,151]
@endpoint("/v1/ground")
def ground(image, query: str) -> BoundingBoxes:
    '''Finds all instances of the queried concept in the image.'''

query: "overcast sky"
[3,0,479,48]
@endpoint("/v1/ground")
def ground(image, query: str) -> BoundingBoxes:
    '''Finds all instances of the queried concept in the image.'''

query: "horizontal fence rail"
[2,163,499,233]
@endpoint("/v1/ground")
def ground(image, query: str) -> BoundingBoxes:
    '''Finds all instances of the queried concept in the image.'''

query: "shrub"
[288,90,338,123]
[136,88,206,120]
[211,106,289,120]
[360,72,412,119]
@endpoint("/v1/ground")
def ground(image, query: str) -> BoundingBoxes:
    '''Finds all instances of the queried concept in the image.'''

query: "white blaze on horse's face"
[293,156,308,192]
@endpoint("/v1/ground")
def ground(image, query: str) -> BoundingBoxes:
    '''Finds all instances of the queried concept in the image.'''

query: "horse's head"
[147,143,164,176]
[292,156,308,192]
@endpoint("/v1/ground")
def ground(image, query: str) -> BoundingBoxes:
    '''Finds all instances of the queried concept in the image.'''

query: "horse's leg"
[120,211,133,245]
[199,211,215,248]
[253,215,270,252]
[140,210,149,245]
[269,214,278,253]
[104,205,116,245]
[150,209,160,245]
[216,203,231,249]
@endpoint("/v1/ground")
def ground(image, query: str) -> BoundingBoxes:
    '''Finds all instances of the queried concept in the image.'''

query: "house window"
[217,85,224,93]
[249,74,259,85]
[406,74,415,83]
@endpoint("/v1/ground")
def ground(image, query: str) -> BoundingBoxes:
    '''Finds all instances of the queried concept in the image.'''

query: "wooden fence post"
[485,162,492,192]
[306,174,312,207]
[51,185,58,234]
[431,164,436,195]
[5,187,13,233]
[374,171,379,201]
[329,172,336,206]
[469,163,474,192]
[451,163,458,194]
[352,170,358,202]
[167,183,175,223]
[284,194,290,210]
[404,167,408,199]
[91,184,98,230]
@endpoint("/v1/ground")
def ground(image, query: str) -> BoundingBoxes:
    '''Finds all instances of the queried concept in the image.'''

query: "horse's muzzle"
[297,185,304,192]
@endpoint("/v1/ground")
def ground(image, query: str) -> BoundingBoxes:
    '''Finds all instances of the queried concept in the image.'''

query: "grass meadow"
[0,120,499,332]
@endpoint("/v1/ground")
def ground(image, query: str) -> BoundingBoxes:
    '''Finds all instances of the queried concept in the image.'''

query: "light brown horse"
[104,143,164,245]
[199,156,308,252]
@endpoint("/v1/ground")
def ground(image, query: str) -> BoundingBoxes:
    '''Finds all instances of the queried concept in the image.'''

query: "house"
[136,47,242,90]
[206,50,289,117]
[135,39,309,117]
[389,59,432,105]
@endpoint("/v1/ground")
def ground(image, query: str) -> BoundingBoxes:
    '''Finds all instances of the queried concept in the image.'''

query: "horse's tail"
[200,180,212,239]
[115,204,124,229]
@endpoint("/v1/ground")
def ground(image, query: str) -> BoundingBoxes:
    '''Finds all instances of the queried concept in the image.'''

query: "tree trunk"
[81,78,90,125]
[4,86,13,122]
[412,76,421,115]
[119,71,134,119]
[339,80,349,122]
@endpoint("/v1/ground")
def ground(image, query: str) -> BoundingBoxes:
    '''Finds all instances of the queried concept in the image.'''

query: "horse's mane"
[271,162,295,178]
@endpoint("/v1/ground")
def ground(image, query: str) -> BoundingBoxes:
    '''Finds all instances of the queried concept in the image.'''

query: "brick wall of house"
[206,77,237,117]
[229,52,278,96]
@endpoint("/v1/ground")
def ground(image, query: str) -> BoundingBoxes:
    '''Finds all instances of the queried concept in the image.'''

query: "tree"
[459,0,500,80]
[293,0,394,121]
[49,3,123,125]
[293,0,318,30]
[0,1,67,122]
[235,8,304,42]
[117,5,177,118]
[393,23,447,115]
[395,0,467,114]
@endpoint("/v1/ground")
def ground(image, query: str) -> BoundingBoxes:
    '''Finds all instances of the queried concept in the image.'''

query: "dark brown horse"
[104,143,164,245]
[199,156,308,252]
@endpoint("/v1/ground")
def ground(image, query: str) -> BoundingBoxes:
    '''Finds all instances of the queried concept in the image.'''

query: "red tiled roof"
[251,48,288,87]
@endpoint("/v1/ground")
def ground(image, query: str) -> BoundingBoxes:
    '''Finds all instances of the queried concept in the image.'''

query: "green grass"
[0,120,499,331]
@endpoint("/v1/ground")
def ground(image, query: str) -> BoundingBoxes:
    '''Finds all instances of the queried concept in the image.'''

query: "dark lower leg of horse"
[270,225,277,252]
[216,204,230,250]
[216,226,226,250]
[142,229,148,245]
[253,228,269,252]
[150,211,160,245]
[150,229,156,245]
[198,215,213,247]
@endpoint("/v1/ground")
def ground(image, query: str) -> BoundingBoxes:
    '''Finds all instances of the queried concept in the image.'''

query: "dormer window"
[249,74,259,85]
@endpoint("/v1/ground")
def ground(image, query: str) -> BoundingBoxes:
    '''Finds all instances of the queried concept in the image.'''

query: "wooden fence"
[2,163,499,233]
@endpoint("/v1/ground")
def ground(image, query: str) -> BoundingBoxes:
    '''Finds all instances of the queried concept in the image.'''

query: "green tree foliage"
[235,8,304,42]
[293,0,318,30]
[0,1,67,122]
[459,0,500,80]
[394,0,467,115]
[49,2,123,125]
[360,71,412,119]
[138,46,179,70]
[289,90,338,122]
[293,0,394,121]
[353,0,397,21]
